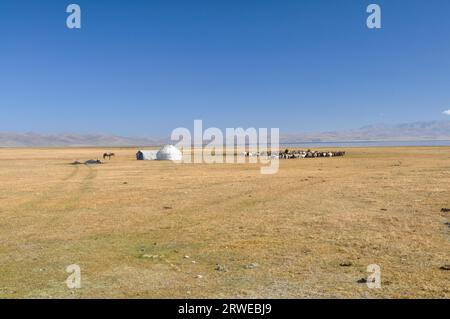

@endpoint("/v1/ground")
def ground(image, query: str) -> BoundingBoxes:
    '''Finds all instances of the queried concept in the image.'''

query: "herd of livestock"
[243,149,346,159]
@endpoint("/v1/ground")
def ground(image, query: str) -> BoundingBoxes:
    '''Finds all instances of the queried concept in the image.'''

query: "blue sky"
[1,0,450,136]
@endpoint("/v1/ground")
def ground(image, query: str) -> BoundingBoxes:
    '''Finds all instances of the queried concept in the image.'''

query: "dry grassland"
[0,147,449,298]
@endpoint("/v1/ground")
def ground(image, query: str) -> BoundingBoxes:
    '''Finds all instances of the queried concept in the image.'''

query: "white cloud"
[443,110,450,116]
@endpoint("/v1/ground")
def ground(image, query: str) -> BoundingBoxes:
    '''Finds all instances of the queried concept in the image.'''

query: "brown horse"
[103,152,115,160]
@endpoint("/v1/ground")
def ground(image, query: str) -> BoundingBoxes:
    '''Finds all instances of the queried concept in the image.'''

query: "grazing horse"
[103,152,115,160]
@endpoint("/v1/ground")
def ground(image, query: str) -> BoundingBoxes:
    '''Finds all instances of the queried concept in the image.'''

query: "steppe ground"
[0,147,449,298]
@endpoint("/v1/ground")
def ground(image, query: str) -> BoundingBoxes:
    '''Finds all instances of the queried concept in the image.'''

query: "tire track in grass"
[59,164,98,211]
[9,165,98,229]
[35,164,99,232]
[13,164,81,212]
[1,164,86,240]
[46,164,98,212]
[4,165,98,241]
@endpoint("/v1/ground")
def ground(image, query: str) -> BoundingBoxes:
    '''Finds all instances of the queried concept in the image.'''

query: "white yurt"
[156,145,182,161]
[136,150,158,160]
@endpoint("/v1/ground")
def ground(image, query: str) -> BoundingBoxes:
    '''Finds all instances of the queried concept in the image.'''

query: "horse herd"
[243,149,346,159]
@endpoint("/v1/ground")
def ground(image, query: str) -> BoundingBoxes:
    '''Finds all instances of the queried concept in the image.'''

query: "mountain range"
[280,120,450,143]
[0,132,166,147]
[1,120,450,147]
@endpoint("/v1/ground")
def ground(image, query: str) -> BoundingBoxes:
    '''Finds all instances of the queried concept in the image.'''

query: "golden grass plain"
[0,147,449,298]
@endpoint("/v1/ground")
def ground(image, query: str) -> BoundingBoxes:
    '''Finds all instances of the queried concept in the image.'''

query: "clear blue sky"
[1,0,450,136]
